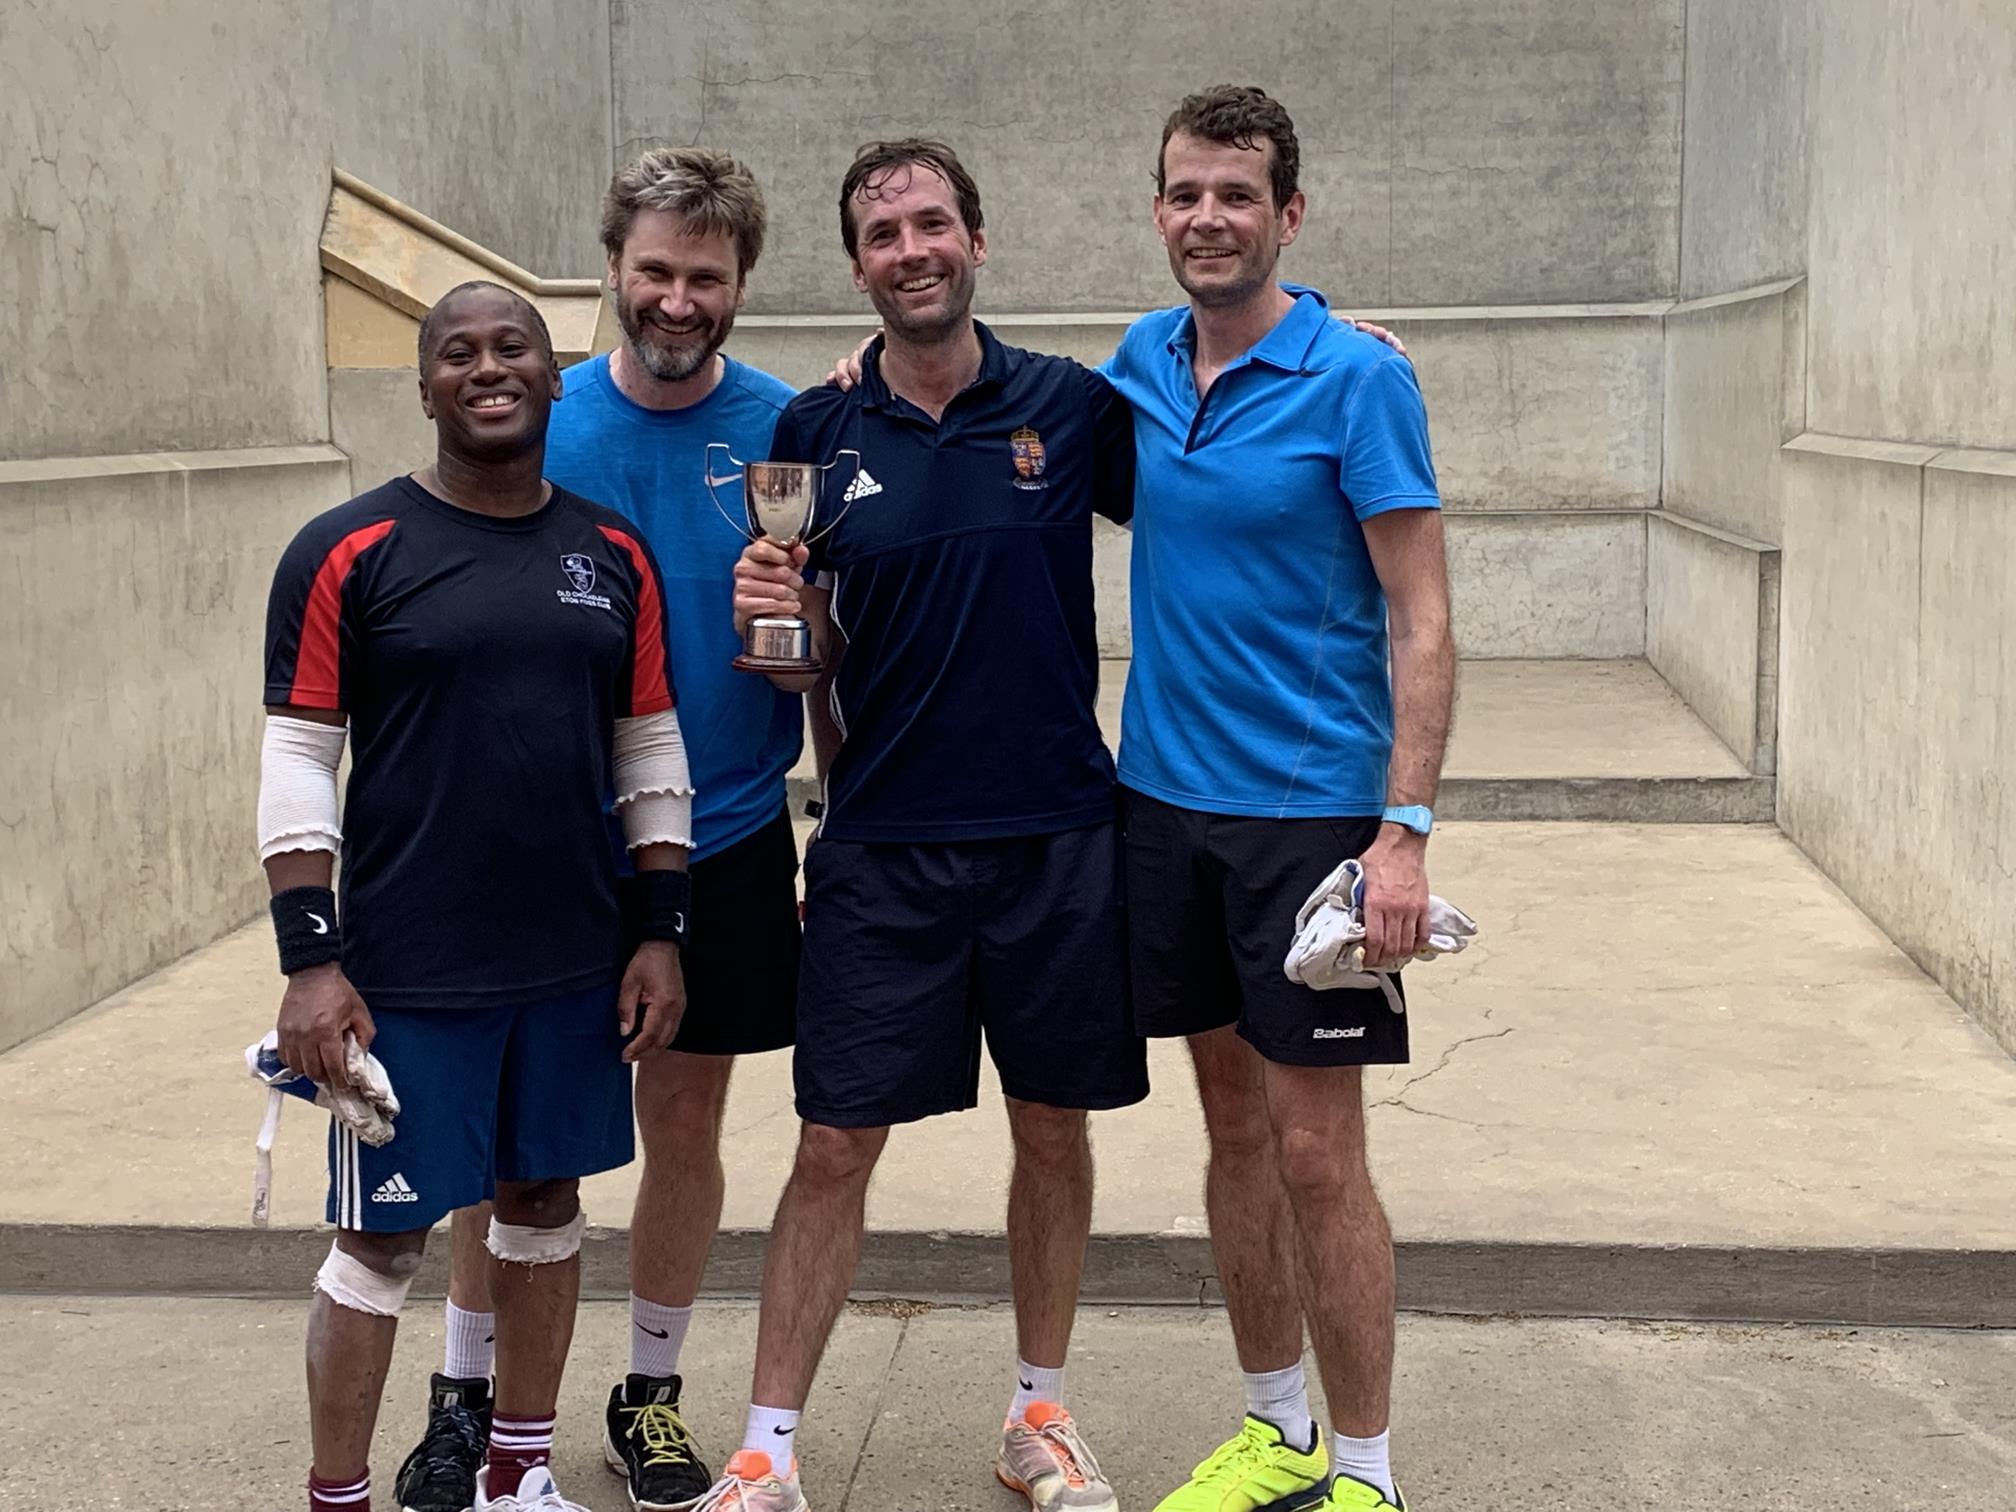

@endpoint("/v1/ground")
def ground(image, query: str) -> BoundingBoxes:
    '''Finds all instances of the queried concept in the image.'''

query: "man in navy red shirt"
[714,140,1143,1512]
[258,280,694,1512]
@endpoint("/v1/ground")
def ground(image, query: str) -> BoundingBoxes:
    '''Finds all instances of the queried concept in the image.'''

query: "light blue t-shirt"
[545,354,801,860]
[1101,285,1441,818]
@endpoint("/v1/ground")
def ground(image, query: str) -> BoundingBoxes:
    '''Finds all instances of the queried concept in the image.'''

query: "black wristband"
[271,885,343,975]
[622,868,691,948]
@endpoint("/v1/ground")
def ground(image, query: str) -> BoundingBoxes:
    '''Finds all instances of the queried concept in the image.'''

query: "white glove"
[1283,858,1478,1006]
[243,1030,400,1226]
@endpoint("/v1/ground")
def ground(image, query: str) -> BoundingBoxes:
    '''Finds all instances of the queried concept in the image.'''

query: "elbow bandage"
[258,716,346,861]
[613,711,694,849]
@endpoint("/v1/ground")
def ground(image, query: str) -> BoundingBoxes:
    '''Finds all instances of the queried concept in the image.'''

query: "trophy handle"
[805,449,864,546]
[703,443,757,540]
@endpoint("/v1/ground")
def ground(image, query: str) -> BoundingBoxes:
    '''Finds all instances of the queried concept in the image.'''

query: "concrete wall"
[0,2,614,1049]
[1645,513,1777,773]
[0,451,352,1049]
[1804,1,2016,451]
[613,0,1685,315]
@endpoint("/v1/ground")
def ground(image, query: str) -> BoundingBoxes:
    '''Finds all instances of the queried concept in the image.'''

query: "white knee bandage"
[314,1241,414,1317]
[487,1209,586,1265]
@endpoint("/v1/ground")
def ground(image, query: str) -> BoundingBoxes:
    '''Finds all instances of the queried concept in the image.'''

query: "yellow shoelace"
[627,1401,698,1467]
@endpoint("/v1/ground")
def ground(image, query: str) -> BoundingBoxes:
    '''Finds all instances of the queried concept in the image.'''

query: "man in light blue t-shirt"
[1104,89,1455,1512]
[390,149,801,1512]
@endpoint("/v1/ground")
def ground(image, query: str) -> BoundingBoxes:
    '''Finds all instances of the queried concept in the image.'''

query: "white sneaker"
[472,1463,590,1511]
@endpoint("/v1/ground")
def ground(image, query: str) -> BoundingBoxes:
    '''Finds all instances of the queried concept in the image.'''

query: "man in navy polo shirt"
[1107,89,1455,1512]
[713,139,1143,1512]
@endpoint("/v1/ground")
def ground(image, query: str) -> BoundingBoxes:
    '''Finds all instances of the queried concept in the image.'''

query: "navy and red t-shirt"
[263,476,674,1009]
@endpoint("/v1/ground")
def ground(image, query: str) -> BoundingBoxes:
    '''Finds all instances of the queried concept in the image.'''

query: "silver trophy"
[705,445,862,673]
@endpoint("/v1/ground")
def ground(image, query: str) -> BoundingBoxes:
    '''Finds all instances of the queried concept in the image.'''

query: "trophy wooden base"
[732,652,824,676]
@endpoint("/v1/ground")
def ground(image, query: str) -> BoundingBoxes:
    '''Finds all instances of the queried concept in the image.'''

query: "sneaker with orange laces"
[690,1450,809,1512]
[996,1402,1120,1512]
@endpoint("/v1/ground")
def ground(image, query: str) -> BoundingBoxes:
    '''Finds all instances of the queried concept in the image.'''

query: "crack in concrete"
[1373,1025,1515,1111]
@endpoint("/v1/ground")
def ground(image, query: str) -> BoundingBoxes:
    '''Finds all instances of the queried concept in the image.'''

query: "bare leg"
[448,1203,495,1312]
[307,1228,429,1481]
[748,1121,889,1409]
[1004,1098,1093,1370]
[488,1178,584,1418]
[1262,1062,1394,1435]
[1188,1026,1304,1372]
[631,1051,735,1306]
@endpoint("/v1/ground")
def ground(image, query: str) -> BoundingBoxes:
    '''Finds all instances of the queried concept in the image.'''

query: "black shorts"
[1122,789,1409,1068]
[794,821,1149,1128]
[670,805,800,1057]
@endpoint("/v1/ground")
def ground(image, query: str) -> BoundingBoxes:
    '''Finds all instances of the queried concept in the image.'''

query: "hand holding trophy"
[705,444,862,674]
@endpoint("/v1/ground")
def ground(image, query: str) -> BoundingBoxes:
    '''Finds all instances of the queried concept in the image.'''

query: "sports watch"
[1381,804,1434,836]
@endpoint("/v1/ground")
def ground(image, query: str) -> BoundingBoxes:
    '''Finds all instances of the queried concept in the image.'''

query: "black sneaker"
[604,1373,714,1511]
[394,1373,492,1512]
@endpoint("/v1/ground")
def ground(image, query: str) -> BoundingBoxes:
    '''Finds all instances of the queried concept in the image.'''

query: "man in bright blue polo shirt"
[718,138,1143,1512]
[393,148,799,1512]
[1106,88,1455,1512]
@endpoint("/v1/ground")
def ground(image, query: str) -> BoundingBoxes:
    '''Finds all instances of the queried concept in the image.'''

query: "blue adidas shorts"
[327,983,634,1232]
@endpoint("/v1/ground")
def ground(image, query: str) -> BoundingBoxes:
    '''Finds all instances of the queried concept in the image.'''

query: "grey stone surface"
[0,451,352,1051]
[1677,0,1810,299]
[1805,2,2016,449]
[1778,448,2016,1057]
[6,1298,2015,1511]
[1660,282,1804,545]
[1390,0,1685,305]
[329,366,435,497]
[0,0,334,459]
[327,0,613,280]
[1445,512,1645,659]
[1645,512,1776,773]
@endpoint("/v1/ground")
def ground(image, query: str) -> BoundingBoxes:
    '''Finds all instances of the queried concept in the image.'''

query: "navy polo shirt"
[1101,284,1442,818]
[773,323,1135,842]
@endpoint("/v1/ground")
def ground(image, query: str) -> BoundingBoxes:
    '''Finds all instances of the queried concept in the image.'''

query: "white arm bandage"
[257,715,346,861]
[613,710,695,850]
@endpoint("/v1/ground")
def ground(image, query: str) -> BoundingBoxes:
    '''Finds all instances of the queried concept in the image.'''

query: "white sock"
[630,1295,695,1379]
[1008,1358,1065,1420]
[1330,1429,1394,1502]
[743,1403,801,1468]
[1243,1362,1315,1450]
[444,1301,495,1381]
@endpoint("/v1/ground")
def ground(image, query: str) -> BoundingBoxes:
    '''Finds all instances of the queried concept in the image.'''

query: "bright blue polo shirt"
[544,353,802,861]
[776,323,1136,843]
[1101,284,1441,818]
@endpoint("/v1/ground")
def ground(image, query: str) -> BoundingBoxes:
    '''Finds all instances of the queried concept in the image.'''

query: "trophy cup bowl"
[706,446,862,675]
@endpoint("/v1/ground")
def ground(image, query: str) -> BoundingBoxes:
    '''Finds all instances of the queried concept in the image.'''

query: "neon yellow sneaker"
[1151,1415,1328,1512]
[1323,1473,1406,1511]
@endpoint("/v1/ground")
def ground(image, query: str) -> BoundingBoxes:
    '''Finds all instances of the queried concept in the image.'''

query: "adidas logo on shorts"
[1313,1026,1367,1040]
[370,1173,420,1203]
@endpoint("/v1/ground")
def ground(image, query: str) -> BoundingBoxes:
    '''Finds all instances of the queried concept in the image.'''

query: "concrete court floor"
[5,820,2012,1256]
[5,1296,2013,1511]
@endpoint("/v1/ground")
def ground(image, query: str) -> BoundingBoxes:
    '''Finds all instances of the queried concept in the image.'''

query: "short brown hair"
[601,147,768,277]
[838,139,984,259]
[1157,85,1301,210]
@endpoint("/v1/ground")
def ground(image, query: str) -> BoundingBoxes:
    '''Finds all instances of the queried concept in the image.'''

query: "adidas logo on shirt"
[370,1173,420,1203]
[843,469,883,502]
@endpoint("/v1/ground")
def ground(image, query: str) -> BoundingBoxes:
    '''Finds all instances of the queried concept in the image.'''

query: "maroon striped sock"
[485,1411,556,1499]
[308,1469,369,1512]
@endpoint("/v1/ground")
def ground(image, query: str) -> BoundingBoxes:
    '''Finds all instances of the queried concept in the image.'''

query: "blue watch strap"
[1382,804,1434,835]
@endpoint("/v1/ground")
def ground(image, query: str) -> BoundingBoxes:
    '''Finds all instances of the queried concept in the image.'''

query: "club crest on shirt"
[556,552,612,610]
[560,553,596,594]
[1009,426,1049,490]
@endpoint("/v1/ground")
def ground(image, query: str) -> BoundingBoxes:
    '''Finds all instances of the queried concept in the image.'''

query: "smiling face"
[416,286,562,461]
[846,162,987,343]
[608,208,747,383]
[1154,129,1305,310]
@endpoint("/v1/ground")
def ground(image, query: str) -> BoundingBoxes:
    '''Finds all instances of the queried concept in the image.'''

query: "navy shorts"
[327,983,635,1232]
[1123,790,1410,1068]
[672,804,800,1057]
[794,821,1148,1128]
